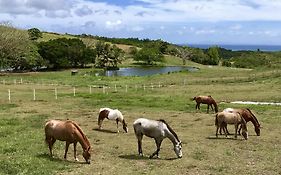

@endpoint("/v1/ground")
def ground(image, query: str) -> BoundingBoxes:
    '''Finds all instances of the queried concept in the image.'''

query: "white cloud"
[105,20,123,30]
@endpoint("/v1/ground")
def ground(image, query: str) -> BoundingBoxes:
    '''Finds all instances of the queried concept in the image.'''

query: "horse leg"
[46,137,56,157]
[223,124,230,135]
[150,139,162,159]
[64,142,70,160]
[238,124,242,135]
[210,104,214,111]
[207,104,210,113]
[234,124,238,139]
[116,119,119,133]
[73,142,79,161]
[98,115,105,130]
[137,134,143,156]
[216,125,219,137]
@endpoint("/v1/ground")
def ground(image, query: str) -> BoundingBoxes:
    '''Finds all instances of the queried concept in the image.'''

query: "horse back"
[133,118,165,138]
[217,112,241,125]
[45,120,78,142]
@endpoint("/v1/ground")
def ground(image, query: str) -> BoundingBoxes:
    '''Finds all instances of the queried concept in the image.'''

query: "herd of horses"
[44,95,260,164]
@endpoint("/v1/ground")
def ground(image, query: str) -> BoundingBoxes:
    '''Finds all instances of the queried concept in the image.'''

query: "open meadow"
[0,61,281,175]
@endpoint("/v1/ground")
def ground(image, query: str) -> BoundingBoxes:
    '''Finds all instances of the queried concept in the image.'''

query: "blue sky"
[1,0,281,45]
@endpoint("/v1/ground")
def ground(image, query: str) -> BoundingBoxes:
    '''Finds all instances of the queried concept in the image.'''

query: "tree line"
[1,24,276,72]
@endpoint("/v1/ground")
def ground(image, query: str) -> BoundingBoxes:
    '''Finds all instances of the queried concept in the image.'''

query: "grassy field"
[0,59,281,174]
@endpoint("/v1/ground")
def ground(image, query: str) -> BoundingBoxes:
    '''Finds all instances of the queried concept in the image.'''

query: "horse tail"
[71,121,91,148]
[215,114,218,126]
[159,119,180,142]
[246,108,260,126]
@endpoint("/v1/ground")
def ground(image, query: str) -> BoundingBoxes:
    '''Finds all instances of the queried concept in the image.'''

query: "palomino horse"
[193,95,218,113]
[133,118,182,159]
[215,111,248,140]
[45,120,91,164]
[223,108,261,136]
[98,108,128,133]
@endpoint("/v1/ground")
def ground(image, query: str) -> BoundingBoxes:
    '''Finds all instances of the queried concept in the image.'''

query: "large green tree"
[0,23,44,71]
[94,41,124,69]
[27,28,42,40]
[133,47,164,65]
[207,46,220,65]
[37,38,95,69]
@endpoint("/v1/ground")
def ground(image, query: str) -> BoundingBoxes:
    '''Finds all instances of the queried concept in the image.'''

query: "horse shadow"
[206,136,245,141]
[36,153,87,164]
[119,154,178,161]
[92,128,117,134]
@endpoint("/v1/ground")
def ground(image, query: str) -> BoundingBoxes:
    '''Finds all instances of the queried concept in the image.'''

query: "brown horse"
[215,111,248,140]
[223,108,261,136]
[45,119,91,164]
[193,95,218,113]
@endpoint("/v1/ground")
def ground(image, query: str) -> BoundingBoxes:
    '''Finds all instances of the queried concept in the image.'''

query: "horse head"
[174,141,183,158]
[255,126,261,136]
[82,146,91,164]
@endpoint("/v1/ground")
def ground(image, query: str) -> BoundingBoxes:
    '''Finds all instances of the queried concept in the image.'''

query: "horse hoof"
[75,158,79,161]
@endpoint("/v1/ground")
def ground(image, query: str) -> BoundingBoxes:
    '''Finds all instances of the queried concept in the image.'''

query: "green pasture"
[0,62,281,175]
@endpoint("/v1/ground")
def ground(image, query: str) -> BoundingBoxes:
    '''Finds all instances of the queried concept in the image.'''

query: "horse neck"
[164,125,180,146]
[246,109,260,127]
[72,122,90,150]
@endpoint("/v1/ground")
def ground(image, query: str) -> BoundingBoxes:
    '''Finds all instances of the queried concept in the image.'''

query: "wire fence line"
[0,79,170,103]
[0,70,280,103]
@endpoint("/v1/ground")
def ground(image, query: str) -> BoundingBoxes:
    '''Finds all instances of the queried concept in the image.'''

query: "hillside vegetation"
[1,24,280,73]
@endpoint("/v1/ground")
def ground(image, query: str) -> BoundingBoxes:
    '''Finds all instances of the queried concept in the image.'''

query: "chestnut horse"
[223,108,261,136]
[98,108,128,133]
[133,118,182,159]
[215,111,248,140]
[45,119,91,164]
[193,95,218,113]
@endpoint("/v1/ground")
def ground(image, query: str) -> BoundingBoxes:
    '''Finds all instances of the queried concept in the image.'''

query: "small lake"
[95,66,198,77]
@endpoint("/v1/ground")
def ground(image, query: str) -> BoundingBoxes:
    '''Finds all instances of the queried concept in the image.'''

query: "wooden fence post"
[55,88,58,100]
[8,89,11,103]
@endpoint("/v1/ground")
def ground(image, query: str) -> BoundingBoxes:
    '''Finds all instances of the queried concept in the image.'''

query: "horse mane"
[71,121,91,148]
[246,108,260,126]
[158,119,180,142]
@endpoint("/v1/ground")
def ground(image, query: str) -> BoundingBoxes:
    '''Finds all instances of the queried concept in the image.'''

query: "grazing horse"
[98,108,128,133]
[193,95,218,113]
[133,118,182,159]
[223,108,261,136]
[215,111,248,140]
[44,119,91,164]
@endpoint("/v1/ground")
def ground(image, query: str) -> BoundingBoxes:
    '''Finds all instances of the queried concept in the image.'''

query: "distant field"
[0,60,281,175]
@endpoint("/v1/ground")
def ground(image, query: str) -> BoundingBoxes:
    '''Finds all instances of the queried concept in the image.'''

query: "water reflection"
[95,66,198,77]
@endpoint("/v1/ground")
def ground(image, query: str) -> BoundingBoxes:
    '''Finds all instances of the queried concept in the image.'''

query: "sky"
[1,0,281,45]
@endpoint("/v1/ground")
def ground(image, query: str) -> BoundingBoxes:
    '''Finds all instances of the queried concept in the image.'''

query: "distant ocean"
[186,44,281,52]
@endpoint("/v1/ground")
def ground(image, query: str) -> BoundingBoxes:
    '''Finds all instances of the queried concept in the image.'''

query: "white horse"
[133,118,182,159]
[98,108,128,133]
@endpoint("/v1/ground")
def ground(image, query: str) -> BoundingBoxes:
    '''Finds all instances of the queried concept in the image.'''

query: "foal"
[215,111,248,140]
[98,108,128,133]
[193,95,218,113]
[133,118,182,158]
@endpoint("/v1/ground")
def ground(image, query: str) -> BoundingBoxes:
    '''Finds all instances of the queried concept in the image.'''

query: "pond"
[93,66,198,77]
